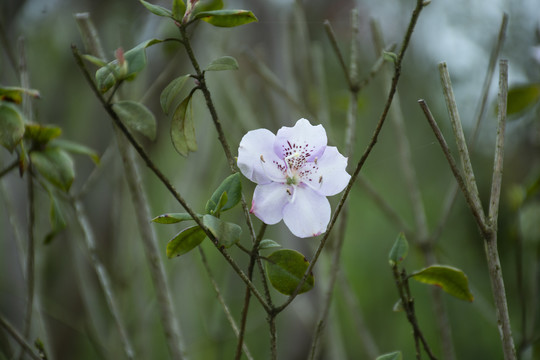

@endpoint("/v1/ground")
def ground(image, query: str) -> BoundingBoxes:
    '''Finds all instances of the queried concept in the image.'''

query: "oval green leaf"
[0,102,25,151]
[139,0,173,17]
[24,123,62,145]
[30,148,75,192]
[166,225,206,258]
[266,249,314,295]
[152,212,197,224]
[376,351,402,360]
[172,0,186,20]
[95,38,163,92]
[202,214,241,248]
[205,56,239,72]
[258,239,282,250]
[160,74,191,114]
[205,173,242,214]
[81,54,107,67]
[506,83,540,117]
[193,0,223,13]
[194,9,257,27]
[0,86,40,104]
[170,93,197,156]
[389,232,409,265]
[50,139,100,164]
[410,265,474,302]
[112,100,156,141]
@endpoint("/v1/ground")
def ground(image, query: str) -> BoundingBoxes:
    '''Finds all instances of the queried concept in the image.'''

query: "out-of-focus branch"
[275,0,428,314]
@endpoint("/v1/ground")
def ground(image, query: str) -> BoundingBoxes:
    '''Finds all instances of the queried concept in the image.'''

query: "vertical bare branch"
[488,60,508,226]
[438,62,485,225]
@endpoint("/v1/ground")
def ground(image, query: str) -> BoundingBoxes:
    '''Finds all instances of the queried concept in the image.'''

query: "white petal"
[251,183,291,225]
[282,186,330,238]
[302,146,351,196]
[273,118,327,161]
[238,129,284,184]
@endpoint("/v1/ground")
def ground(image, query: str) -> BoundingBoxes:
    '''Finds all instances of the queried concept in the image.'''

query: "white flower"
[237,118,351,238]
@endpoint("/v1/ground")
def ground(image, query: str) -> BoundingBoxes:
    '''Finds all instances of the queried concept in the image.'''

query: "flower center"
[286,174,299,185]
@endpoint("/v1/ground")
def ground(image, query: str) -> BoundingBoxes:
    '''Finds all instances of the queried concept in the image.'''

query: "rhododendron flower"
[237,118,351,238]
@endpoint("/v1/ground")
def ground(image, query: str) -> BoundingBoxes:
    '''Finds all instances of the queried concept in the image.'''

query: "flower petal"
[282,186,330,238]
[274,118,327,161]
[302,146,351,196]
[238,129,284,184]
[251,182,290,225]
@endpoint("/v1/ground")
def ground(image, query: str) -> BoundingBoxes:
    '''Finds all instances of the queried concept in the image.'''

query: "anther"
[286,188,292,195]
[314,157,318,165]
[260,155,265,163]
[319,176,323,184]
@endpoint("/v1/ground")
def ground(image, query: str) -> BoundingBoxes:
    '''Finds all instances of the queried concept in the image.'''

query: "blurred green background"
[1,0,540,359]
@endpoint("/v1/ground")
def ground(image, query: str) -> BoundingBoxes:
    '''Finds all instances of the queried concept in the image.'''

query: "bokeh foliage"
[1,0,540,359]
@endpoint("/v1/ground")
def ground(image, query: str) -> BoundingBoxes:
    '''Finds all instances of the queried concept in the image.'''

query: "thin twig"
[488,60,508,226]
[323,20,353,90]
[178,26,258,249]
[310,10,362,359]
[21,169,35,356]
[393,267,438,360]
[483,59,516,360]
[74,14,186,359]
[371,17,455,360]
[438,63,486,226]
[199,247,254,360]
[71,45,270,313]
[430,13,508,245]
[417,100,490,236]
[0,315,42,360]
[71,196,136,359]
[235,224,267,360]
[274,0,427,314]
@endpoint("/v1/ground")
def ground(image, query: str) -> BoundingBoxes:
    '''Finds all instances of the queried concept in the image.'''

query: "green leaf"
[30,148,75,192]
[44,193,67,245]
[81,54,107,67]
[205,173,242,214]
[410,265,474,302]
[194,9,258,27]
[166,225,206,258]
[0,86,40,104]
[50,139,100,164]
[382,51,398,64]
[139,0,173,17]
[506,84,540,117]
[389,232,409,265]
[95,39,163,92]
[112,100,157,141]
[258,239,282,250]
[265,249,314,295]
[202,214,241,248]
[211,191,228,217]
[152,212,197,224]
[376,351,402,360]
[0,102,25,151]
[172,0,186,19]
[193,0,223,13]
[205,56,239,72]
[24,123,62,144]
[160,74,191,114]
[170,93,197,156]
